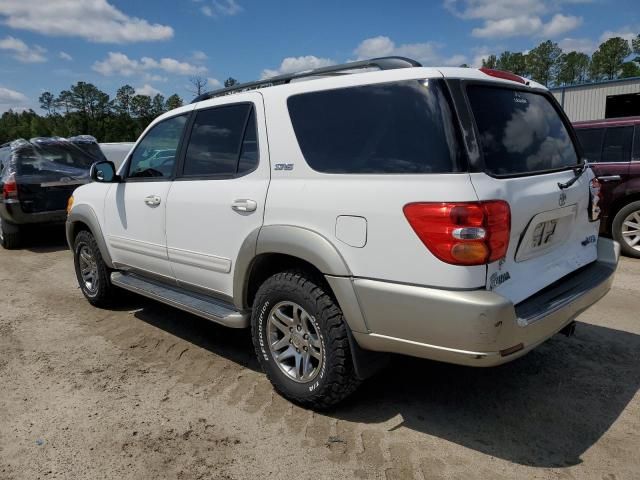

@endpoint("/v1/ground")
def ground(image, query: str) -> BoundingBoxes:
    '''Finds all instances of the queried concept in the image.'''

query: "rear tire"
[612,200,640,259]
[251,270,361,409]
[0,219,21,249]
[73,230,116,307]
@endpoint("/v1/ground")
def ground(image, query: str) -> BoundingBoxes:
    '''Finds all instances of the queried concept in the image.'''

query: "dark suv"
[573,117,640,258]
[0,136,105,249]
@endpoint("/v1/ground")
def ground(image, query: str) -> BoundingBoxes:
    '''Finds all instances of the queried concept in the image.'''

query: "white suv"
[66,57,619,408]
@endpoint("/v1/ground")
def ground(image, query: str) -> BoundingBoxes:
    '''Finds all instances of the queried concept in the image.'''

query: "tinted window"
[287,79,462,174]
[601,126,633,163]
[468,86,579,175]
[575,128,604,163]
[238,108,258,174]
[128,114,187,179]
[634,126,640,161]
[183,104,252,177]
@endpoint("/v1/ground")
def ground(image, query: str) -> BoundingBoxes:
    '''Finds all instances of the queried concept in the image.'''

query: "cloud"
[192,50,208,61]
[447,1,582,39]
[0,85,29,112]
[208,77,222,88]
[558,37,596,54]
[0,35,46,62]
[261,55,335,79]
[540,14,582,37]
[93,52,207,77]
[0,0,173,43]
[200,0,243,17]
[354,35,467,66]
[599,26,638,44]
[59,51,72,61]
[445,0,546,20]
[135,84,162,97]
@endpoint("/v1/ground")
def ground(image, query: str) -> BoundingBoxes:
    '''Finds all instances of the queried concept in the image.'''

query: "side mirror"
[90,160,118,183]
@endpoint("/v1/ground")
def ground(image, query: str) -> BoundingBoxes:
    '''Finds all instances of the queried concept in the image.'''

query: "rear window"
[15,144,104,175]
[287,79,463,174]
[467,86,579,176]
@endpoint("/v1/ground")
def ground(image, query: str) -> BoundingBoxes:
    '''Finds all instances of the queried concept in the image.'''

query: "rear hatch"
[15,141,97,213]
[461,82,599,305]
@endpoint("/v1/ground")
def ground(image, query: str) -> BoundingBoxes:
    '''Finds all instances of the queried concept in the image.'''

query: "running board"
[110,272,249,328]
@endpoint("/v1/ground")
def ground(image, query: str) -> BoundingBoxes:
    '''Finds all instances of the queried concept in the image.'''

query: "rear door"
[165,93,269,299]
[463,83,599,305]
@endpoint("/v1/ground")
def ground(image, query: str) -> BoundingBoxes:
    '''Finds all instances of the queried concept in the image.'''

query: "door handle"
[231,199,257,213]
[144,195,161,207]
[598,175,622,182]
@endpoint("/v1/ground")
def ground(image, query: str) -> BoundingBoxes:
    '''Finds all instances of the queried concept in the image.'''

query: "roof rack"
[192,56,422,103]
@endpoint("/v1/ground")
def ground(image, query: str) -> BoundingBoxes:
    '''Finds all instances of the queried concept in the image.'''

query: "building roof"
[550,76,640,92]
[573,116,640,128]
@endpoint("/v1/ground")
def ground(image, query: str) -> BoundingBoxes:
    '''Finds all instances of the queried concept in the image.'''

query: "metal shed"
[550,77,640,122]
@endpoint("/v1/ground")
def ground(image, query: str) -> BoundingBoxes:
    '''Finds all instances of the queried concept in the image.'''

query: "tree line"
[476,34,640,87]
[0,82,184,145]
[0,76,240,145]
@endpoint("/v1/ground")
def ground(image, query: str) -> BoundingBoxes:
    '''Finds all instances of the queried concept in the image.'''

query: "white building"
[550,76,640,122]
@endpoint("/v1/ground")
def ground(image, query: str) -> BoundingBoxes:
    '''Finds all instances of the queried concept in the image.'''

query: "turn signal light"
[403,201,511,266]
[67,195,74,215]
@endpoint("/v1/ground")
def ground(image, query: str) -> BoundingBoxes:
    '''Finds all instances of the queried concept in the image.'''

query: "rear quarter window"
[287,79,463,174]
[467,85,579,176]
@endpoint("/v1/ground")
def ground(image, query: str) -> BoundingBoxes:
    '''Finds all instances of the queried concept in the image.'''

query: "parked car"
[0,135,105,249]
[573,117,640,258]
[66,58,618,408]
[99,142,135,169]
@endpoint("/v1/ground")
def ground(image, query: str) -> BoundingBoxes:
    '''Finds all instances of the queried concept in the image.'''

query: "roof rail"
[192,56,422,103]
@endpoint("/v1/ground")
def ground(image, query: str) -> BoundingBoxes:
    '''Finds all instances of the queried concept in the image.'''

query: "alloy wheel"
[267,301,324,383]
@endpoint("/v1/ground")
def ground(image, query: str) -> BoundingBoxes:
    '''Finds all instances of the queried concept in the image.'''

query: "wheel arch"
[66,204,114,268]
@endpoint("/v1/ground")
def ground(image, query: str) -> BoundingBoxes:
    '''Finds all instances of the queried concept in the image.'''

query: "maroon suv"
[573,117,640,258]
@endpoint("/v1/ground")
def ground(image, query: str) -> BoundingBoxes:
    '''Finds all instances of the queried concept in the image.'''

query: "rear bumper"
[351,238,619,367]
[0,200,68,226]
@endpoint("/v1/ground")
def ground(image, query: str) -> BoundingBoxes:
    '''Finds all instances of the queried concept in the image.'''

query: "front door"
[104,113,189,280]
[165,93,270,299]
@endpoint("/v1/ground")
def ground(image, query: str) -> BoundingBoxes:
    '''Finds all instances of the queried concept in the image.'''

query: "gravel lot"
[1,228,639,480]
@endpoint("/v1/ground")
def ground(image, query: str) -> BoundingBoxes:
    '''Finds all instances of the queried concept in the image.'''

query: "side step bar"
[111,272,249,328]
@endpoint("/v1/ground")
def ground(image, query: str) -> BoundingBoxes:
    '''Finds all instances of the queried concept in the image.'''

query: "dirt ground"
[1,228,639,480]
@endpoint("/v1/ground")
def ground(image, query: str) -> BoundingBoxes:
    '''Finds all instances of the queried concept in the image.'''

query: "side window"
[602,126,633,163]
[128,114,188,179]
[575,128,604,163]
[238,108,258,174]
[633,125,640,161]
[182,104,257,177]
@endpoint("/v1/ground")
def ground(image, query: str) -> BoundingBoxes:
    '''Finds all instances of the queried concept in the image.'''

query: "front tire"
[73,230,116,307]
[0,219,21,249]
[251,271,360,409]
[612,200,640,259]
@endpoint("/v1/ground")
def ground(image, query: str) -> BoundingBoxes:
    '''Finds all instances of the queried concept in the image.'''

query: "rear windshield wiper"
[558,161,590,190]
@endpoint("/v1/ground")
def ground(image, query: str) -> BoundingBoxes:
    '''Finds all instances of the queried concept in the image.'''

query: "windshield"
[467,86,579,176]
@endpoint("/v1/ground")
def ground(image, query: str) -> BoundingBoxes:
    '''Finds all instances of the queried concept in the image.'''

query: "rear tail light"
[589,177,602,222]
[403,201,511,266]
[2,173,17,200]
[479,67,527,85]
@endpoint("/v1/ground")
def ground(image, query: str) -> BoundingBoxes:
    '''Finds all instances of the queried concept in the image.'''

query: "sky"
[0,0,638,113]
